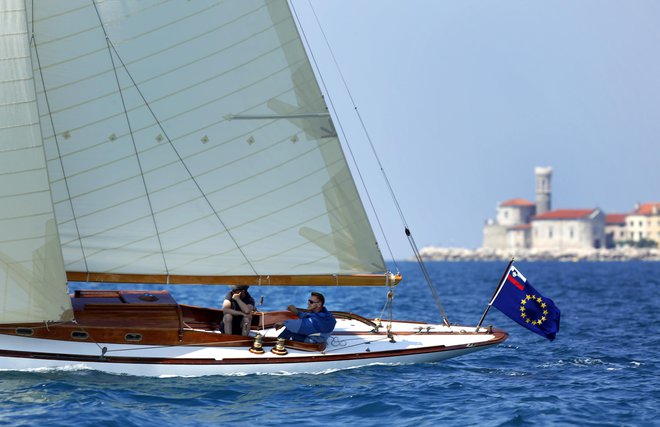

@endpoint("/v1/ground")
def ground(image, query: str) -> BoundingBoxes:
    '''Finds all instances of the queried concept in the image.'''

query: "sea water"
[0,261,657,426]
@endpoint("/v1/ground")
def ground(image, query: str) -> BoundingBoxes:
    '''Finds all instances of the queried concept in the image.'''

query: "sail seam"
[30,3,282,89]
[37,53,306,140]
[0,120,39,130]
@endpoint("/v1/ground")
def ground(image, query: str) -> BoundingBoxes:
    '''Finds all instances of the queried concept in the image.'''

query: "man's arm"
[232,295,253,314]
[223,298,249,316]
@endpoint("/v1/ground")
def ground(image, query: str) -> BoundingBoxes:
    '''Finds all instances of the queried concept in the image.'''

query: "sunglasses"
[308,299,320,305]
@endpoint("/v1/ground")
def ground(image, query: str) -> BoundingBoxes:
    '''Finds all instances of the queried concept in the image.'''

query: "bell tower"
[535,166,552,215]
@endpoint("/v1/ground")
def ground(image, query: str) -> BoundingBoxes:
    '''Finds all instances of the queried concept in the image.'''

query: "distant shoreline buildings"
[482,167,660,250]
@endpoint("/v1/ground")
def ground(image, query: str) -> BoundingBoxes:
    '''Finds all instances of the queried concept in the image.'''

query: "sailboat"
[0,0,506,376]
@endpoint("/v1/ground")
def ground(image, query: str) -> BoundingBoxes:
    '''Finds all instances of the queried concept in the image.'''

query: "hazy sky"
[291,1,660,258]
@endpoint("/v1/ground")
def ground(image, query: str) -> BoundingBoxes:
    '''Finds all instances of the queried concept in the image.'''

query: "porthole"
[16,328,34,336]
[71,331,89,340]
[125,333,142,342]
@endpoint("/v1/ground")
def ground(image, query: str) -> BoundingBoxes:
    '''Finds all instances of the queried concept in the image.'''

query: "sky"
[291,1,660,259]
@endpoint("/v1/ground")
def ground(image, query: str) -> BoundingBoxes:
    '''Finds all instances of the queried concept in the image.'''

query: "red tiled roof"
[605,214,627,224]
[635,202,660,215]
[534,209,596,220]
[501,198,535,207]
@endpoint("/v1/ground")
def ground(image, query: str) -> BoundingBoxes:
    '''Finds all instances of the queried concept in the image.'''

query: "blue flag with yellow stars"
[492,265,561,341]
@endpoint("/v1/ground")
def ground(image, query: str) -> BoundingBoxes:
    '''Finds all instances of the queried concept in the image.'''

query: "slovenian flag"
[491,265,561,341]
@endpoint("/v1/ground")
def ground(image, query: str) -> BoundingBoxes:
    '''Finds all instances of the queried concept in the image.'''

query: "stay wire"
[300,1,449,324]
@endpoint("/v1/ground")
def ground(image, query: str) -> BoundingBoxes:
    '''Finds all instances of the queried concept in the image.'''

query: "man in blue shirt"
[275,292,336,343]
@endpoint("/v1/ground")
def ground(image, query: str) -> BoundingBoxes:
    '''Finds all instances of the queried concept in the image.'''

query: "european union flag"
[492,265,561,341]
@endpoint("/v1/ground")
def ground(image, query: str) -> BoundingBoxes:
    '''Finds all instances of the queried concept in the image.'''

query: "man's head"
[307,292,325,312]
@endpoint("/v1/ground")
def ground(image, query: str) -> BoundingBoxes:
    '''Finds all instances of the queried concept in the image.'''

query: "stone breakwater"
[418,247,660,262]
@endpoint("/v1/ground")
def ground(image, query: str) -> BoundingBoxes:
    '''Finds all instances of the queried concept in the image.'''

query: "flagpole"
[475,257,515,332]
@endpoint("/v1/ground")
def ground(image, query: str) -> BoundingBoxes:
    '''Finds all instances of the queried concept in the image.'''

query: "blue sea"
[1,261,658,426]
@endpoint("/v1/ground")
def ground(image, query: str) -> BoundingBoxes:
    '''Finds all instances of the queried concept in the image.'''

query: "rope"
[323,335,393,354]
[406,228,450,326]
[0,320,73,330]
[103,336,254,354]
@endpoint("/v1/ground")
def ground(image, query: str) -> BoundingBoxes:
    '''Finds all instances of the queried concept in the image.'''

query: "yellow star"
[526,318,531,323]
[543,310,548,315]
[541,316,546,322]
[521,299,527,305]
[521,313,526,319]
[526,294,533,300]
[541,302,547,308]
[532,320,538,325]
[520,306,526,312]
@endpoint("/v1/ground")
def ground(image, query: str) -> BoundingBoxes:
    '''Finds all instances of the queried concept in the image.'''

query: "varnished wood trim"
[66,272,402,287]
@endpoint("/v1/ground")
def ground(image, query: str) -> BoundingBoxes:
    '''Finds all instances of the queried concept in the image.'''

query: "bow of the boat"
[281,318,509,364]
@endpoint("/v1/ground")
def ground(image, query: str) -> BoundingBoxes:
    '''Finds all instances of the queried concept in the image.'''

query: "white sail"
[26,0,385,282]
[0,1,73,322]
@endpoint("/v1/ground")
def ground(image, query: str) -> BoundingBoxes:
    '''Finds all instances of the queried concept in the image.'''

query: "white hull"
[0,319,506,377]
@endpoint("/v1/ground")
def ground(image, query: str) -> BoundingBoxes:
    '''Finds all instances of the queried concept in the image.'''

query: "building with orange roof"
[626,202,660,245]
[483,168,657,250]
[605,213,627,247]
[532,209,605,249]
[483,198,537,249]
[483,167,552,249]
[497,198,536,226]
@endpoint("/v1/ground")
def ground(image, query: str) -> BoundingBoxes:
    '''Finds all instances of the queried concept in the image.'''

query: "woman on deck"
[221,285,255,336]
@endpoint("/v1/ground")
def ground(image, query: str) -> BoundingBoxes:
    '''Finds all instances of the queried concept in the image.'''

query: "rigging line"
[407,229,449,325]
[29,15,89,274]
[91,1,169,276]
[104,338,254,353]
[70,319,107,354]
[323,336,392,354]
[303,1,449,324]
[89,1,259,276]
[289,1,398,272]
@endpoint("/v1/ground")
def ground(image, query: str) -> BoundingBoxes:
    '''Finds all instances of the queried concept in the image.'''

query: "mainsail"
[17,0,387,285]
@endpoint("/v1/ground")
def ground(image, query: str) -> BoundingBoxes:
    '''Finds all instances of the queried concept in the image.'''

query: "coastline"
[418,246,660,262]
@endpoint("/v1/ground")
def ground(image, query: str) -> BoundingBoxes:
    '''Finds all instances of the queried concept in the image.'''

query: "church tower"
[535,166,552,215]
